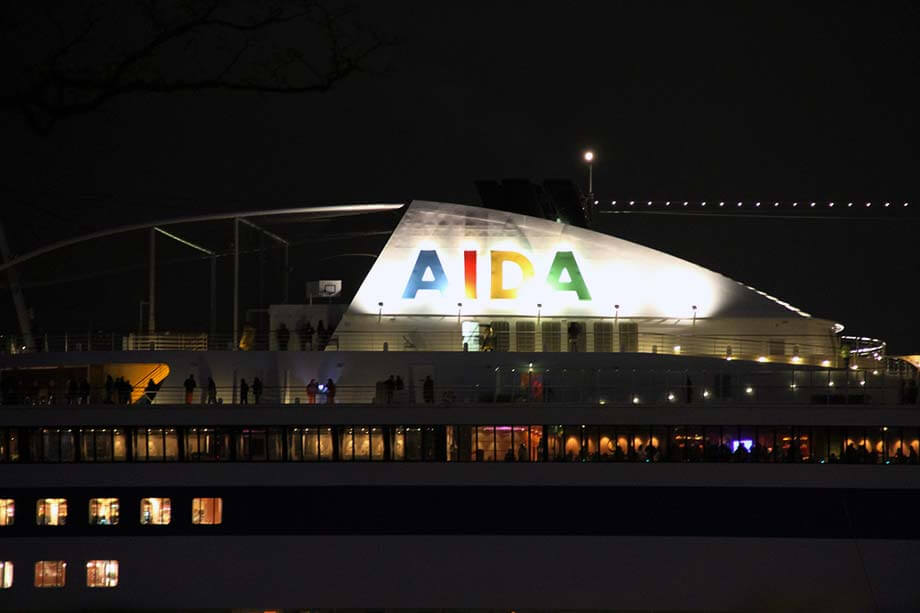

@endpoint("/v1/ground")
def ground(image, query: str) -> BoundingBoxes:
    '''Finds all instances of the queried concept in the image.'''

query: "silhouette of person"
[240,378,249,404]
[145,378,159,404]
[276,322,291,351]
[79,378,90,404]
[385,375,395,404]
[207,377,217,404]
[184,374,196,404]
[104,374,114,404]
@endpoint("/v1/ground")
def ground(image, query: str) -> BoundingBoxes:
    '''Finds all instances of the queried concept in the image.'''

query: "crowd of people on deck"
[273,320,330,351]
[374,374,435,404]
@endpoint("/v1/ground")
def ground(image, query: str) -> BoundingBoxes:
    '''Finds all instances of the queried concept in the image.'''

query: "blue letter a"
[402,250,448,298]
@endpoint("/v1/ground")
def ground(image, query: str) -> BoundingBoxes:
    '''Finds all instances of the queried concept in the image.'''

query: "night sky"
[2,2,918,352]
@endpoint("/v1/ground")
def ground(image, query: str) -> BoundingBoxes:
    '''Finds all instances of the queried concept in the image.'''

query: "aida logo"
[402,250,591,300]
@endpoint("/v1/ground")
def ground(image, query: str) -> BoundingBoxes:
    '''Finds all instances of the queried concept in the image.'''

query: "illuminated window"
[89,498,119,525]
[0,561,12,589]
[618,322,639,352]
[491,321,510,352]
[34,561,66,587]
[0,428,19,462]
[593,322,613,352]
[192,497,222,525]
[541,321,561,352]
[86,560,118,588]
[79,428,127,461]
[36,498,67,526]
[0,499,13,526]
[132,427,179,461]
[515,321,535,352]
[140,497,171,525]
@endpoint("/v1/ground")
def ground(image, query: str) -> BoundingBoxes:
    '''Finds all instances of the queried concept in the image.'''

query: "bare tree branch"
[0,0,397,134]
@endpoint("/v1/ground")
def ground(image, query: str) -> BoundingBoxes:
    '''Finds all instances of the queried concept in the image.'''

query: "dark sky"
[2,1,918,351]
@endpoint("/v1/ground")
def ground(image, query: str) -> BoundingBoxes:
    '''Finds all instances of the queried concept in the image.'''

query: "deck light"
[791,356,802,364]
[757,356,768,363]
[745,386,754,395]
[667,392,675,401]
[632,396,640,404]
[673,345,681,354]
[703,390,710,398]
[583,151,594,162]
[821,360,831,367]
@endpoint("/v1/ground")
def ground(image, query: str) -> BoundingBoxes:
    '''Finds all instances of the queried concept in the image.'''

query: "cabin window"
[0,499,13,526]
[0,429,19,462]
[89,498,120,525]
[0,561,12,588]
[86,560,118,588]
[34,561,66,588]
[36,498,67,526]
[192,497,223,525]
[140,497,171,525]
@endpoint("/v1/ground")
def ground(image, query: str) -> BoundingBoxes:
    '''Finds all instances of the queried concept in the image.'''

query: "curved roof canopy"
[349,200,813,320]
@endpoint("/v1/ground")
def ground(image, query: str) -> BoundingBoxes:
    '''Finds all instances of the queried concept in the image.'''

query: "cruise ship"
[1,198,919,612]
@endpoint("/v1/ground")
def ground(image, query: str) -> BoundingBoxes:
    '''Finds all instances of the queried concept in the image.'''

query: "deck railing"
[0,327,877,370]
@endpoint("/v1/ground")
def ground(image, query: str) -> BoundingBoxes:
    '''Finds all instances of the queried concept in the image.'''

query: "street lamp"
[583,150,595,195]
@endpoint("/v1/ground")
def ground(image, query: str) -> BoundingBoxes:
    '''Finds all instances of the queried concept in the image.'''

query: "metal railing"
[2,371,918,408]
[0,328,855,366]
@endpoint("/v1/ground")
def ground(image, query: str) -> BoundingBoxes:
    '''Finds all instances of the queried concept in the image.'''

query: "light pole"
[583,150,595,196]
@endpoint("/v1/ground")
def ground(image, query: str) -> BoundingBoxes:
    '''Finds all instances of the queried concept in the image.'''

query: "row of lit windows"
[2,425,919,464]
[0,560,117,589]
[0,497,221,527]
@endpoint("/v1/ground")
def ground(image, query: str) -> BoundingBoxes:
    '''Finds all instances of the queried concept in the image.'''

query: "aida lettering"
[402,249,591,300]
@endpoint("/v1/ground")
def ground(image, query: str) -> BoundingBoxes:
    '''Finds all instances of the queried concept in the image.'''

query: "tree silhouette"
[0,1,395,134]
